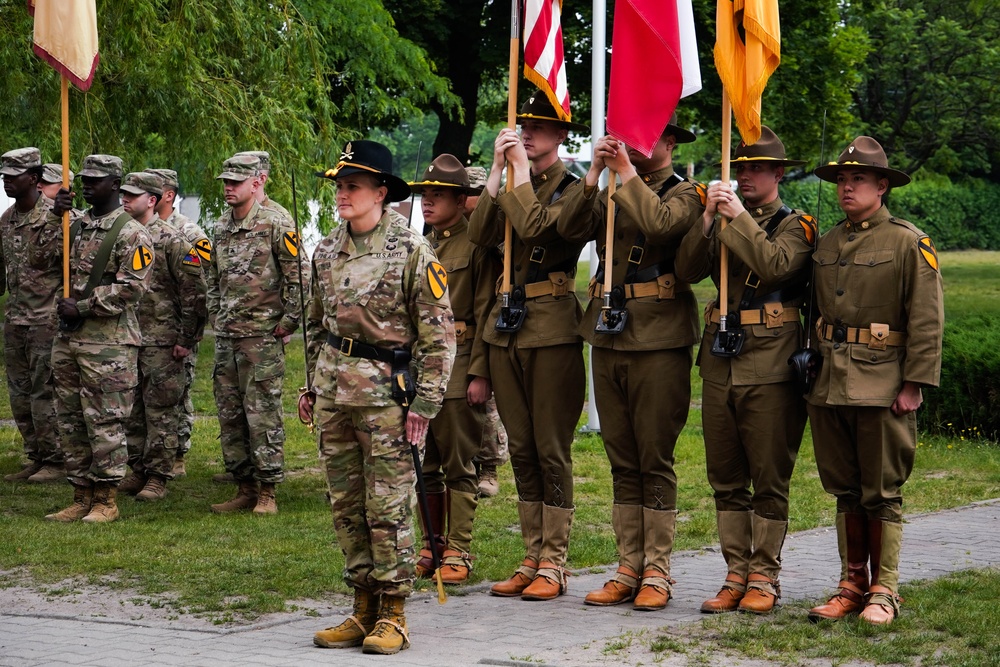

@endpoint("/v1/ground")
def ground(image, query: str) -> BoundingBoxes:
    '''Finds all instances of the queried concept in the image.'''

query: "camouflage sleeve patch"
[692,181,708,207]
[182,247,202,267]
[798,214,818,245]
[195,238,213,262]
[132,245,153,271]
[283,231,300,258]
[918,236,939,271]
[426,261,448,300]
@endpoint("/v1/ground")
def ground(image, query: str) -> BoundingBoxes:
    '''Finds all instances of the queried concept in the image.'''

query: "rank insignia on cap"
[283,231,300,257]
[798,214,817,245]
[427,261,448,300]
[918,237,939,271]
[182,248,201,267]
[195,239,213,262]
[132,246,153,271]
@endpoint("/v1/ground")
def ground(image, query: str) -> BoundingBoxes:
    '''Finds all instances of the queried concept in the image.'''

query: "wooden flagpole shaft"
[501,0,520,297]
[718,92,732,329]
[61,75,71,299]
[602,171,617,296]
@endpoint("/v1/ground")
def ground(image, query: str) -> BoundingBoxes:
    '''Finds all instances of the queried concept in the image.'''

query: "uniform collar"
[231,201,261,230]
[745,196,784,220]
[336,212,394,256]
[637,165,677,189]
[530,159,565,189]
[84,205,126,229]
[432,217,467,240]
[844,205,891,232]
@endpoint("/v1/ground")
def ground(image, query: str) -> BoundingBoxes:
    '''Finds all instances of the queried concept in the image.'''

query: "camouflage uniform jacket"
[31,205,153,345]
[558,166,703,351]
[675,196,815,386]
[467,159,585,348]
[136,217,207,348]
[207,200,301,337]
[262,194,292,221]
[0,194,62,326]
[164,209,211,260]
[306,213,456,420]
[427,218,499,398]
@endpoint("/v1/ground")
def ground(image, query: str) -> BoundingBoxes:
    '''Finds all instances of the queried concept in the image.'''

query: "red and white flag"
[607,0,702,157]
[29,0,100,90]
[523,0,571,122]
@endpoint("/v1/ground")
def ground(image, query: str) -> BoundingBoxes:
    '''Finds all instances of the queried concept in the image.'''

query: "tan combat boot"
[5,461,43,482]
[171,454,186,479]
[119,471,147,496]
[314,588,379,648]
[211,479,259,514]
[809,512,869,621]
[136,476,168,502]
[26,463,66,484]
[212,471,236,483]
[45,484,93,522]
[739,514,788,614]
[860,520,903,625]
[362,594,409,655]
[253,483,278,515]
[440,489,478,584]
[491,500,543,597]
[633,508,677,611]
[82,482,120,523]
[701,510,752,613]
[416,490,447,578]
[521,504,574,601]
[586,504,643,606]
[477,464,499,498]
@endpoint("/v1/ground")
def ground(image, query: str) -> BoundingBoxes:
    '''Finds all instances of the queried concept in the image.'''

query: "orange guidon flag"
[29,0,100,91]
[714,0,780,145]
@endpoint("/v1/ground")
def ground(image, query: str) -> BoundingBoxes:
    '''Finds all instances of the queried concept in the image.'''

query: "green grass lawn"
[0,250,998,636]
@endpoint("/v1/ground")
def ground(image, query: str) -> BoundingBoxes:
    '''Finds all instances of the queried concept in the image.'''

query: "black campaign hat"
[316,140,411,202]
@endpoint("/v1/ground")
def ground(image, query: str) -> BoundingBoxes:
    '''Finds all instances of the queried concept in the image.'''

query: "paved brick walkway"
[2,499,998,667]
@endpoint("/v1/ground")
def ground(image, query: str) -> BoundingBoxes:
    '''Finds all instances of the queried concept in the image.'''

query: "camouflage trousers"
[316,395,417,597]
[473,397,509,468]
[213,335,285,484]
[51,338,137,485]
[177,343,199,456]
[125,345,187,479]
[3,323,60,464]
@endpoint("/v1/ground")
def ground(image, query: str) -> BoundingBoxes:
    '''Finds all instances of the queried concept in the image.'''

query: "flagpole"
[602,173,616,299]
[61,74,71,299]
[501,0,520,300]
[718,92,732,330]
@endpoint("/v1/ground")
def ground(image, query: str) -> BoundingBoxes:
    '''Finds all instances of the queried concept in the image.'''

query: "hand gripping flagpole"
[61,75,71,298]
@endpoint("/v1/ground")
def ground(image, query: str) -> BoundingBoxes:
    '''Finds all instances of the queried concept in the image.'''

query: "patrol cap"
[236,151,270,173]
[0,147,42,176]
[316,140,410,202]
[719,126,805,167]
[409,154,478,195]
[78,154,124,179]
[120,171,165,196]
[516,90,590,133]
[41,163,74,184]
[814,136,911,188]
[465,166,487,192]
[145,168,179,191]
[216,154,261,182]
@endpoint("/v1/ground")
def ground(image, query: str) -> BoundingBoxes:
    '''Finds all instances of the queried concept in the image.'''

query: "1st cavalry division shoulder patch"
[283,231,300,257]
[132,245,153,271]
[195,238,213,262]
[798,214,817,245]
[918,237,939,271]
[427,261,448,300]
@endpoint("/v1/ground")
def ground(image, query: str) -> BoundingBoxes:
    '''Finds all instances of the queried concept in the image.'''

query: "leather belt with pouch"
[454,320,476,346]
[588,273,688,300]
[521,271,572,299]
[707,303,800,329]
[817,320,907,350]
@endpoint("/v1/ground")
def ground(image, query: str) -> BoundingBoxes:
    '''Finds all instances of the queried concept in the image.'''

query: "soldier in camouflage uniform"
[304,140,454,655]
[39,154,154,523]
[235,151,292,219]
[39,163,75,200]
[119,172,207,501]
[1,148,64,483]
[207,154,301,515]
[146,168,212,478]
[463,165,509,498]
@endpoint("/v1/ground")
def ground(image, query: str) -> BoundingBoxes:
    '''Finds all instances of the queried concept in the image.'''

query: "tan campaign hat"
[217,154,262,182]
[814,136,911,188]
[0,147,42,176]
[120,171,165,196]
[78,154,124,179]
[719,126,805,167]
[409,154,479,195]
[516,91,590,133]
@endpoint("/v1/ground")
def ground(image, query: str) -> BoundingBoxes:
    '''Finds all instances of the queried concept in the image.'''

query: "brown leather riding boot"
[490,500,542,597]
[521,505,574,601]
[586,504,642,606]
[633,508,677,611]
[809,512,869,621]
[701,510,752,613]
[860,519,903,625]
[739,514,787,614]
[416,490,447,578]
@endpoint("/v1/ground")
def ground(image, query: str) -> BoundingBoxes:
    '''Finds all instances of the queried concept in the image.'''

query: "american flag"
[522,0,571,122]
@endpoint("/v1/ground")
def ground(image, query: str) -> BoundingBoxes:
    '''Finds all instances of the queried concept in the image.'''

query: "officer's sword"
[291,172,314,432]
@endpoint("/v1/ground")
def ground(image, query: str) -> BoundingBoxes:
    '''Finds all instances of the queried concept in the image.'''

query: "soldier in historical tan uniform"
[407,154,499,584]
[463,165,509,498]
[557,122,703,611]
[675,127,814,614]
[468,92,588,601]
[146,168,211,478]
[207,154,301,515]
[805,137,943,625]
[118,172,207,501]
[1,148,64,483]
[40,154,154,523]
[303,140,454,654]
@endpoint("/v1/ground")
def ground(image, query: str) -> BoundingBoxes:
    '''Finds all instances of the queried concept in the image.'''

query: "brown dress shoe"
[520,565,567,601]
[738,574,779,614]
[808,581,866,621]
[584,567,639,606]
[700,573,747,613]
[633,570,672,611]
[859,585,899,625]
[490,558,538,597]
[439,549,473,584]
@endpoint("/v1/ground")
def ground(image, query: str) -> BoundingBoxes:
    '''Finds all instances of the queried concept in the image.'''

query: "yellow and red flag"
[714,0,780,145]
[607,0,702,157]
[29,0,100,90]
[523,0,571,122]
